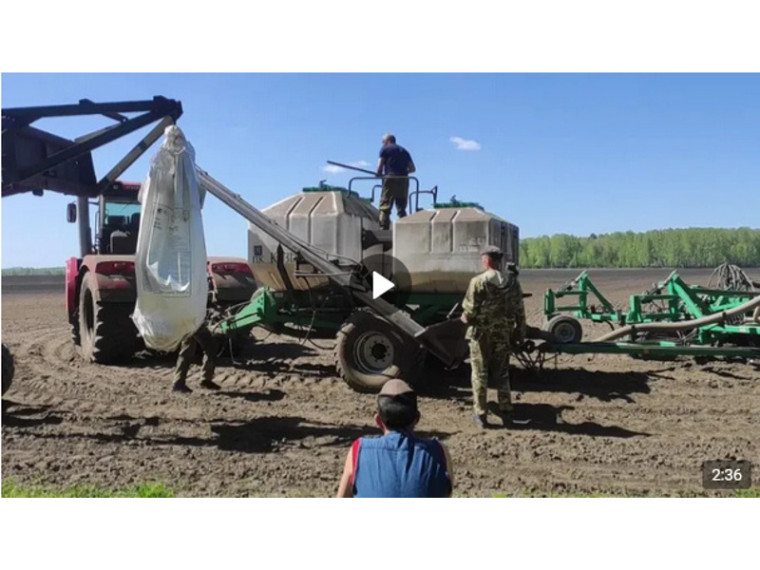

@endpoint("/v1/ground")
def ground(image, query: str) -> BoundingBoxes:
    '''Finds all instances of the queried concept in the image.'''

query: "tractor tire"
[335,311,414,393]
[543,315,583,344]
[78,272,140,364]
[70,312,81,346]
[2,344,14,395]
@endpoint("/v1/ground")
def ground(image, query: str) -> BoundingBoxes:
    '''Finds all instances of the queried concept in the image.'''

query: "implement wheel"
[2,344,14,395]
[79,272,141,363]
[335,311,412,393]
[544,315,583,344]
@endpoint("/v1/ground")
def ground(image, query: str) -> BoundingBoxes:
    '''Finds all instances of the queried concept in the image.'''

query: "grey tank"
[248,189,519,296]
[393,207,519,294]
[248,190,382,291]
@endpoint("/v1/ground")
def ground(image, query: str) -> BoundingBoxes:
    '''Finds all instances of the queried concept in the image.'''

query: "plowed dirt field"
[2,269,758,496]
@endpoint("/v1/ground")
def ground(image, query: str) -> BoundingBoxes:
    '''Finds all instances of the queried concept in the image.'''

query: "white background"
[1,1,758,568]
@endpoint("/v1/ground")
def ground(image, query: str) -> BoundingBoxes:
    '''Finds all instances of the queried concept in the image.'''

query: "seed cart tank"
[393,205,519,294]
[240,183,520,392]
[248,186,382,291]
[248,187,519,297]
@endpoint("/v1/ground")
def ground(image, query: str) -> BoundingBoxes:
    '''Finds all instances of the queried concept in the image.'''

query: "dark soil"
[2,269,758,496]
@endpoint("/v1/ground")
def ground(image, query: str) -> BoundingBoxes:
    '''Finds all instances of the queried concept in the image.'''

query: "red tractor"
[3,97,256,366]
[65,181,256,363]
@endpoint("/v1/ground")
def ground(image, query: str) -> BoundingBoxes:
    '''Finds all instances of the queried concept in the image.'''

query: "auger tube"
[593,294,760,342]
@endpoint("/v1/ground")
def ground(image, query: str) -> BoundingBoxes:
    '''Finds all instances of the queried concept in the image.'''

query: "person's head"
[375,379,420,433]
[381,133,396,146]
[480,245,503,270]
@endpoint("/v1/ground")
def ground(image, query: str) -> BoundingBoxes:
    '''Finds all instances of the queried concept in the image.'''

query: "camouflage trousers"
[469,336,513,417]
[378,177,409,229]
[174,325,217,386]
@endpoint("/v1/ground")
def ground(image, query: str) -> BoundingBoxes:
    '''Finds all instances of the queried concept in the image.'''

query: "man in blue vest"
[376,133,416,230]
[336,379,453,498]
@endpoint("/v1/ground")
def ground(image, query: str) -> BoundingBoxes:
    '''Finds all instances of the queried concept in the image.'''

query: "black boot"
[172,382,192,394]
[497,409,514,427]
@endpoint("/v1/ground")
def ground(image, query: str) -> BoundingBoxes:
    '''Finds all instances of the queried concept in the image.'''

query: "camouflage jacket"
[462,268,526,342]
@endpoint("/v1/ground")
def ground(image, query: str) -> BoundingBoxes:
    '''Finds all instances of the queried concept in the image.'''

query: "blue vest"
[352,431,451,498]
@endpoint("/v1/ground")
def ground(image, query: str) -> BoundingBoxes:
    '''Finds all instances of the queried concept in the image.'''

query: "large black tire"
[335,311,414,393]
[543,315,583,344]
[2,344,14,395]
[78,272,140,363]
[70,312,81,346]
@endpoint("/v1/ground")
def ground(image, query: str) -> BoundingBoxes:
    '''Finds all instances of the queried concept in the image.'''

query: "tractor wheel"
[335,311,414,393]
[78,272,140,364]
[70,312,81,346]
[543,315,583,344]
[2,344,15,395]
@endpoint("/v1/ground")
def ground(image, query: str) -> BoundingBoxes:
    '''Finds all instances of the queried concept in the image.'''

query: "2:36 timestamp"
[702,460,752,490]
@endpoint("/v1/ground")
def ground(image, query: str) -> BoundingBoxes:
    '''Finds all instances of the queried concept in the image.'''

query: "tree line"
[2,267,65,276]
[519,228,760,268]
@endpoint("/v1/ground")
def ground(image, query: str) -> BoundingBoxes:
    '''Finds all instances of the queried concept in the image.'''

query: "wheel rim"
[553,321,578,343]
[353,331,395,373]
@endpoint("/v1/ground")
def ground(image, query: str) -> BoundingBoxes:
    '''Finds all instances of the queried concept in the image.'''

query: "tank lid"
[302,183,348,193]
[433,199,484,210]
[302,183,372,203]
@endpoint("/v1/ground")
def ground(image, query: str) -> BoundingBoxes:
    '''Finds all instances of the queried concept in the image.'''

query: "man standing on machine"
[376,133,415,230]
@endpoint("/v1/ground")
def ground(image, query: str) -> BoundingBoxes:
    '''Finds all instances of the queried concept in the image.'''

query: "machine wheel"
[78,272,140,363]
[70,311,81,346]
[335,311,413,393]
[544,315,583,344]
[2,344,15,395]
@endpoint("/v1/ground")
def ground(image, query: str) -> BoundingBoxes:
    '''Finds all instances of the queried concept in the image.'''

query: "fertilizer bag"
[131,125,208,352]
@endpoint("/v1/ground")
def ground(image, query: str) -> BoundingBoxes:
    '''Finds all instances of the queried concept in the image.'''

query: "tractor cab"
[97,183,141,255]
[67,181,142,255]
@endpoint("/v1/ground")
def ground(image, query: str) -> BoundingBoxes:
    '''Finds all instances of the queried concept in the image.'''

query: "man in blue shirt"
[336,379,453,498]
[376,133,416,230]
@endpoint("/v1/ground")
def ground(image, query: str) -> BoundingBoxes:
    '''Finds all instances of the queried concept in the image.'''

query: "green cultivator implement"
[530,267,760,366]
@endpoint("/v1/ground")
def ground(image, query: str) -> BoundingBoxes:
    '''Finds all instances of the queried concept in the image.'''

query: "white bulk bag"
[131,125,208,352]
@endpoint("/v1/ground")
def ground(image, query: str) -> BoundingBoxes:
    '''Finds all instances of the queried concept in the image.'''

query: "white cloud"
[321,160,372,174]
[449,136,481,151]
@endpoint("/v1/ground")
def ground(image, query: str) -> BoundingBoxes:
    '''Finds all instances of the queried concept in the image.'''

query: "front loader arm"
[2,97,182,198]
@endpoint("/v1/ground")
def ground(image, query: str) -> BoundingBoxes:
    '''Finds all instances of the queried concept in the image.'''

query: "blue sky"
[2,73,759,267]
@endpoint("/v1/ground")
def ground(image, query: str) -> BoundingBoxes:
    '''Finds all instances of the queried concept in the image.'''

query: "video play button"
[372,272,396,299]
[359,253,411,304]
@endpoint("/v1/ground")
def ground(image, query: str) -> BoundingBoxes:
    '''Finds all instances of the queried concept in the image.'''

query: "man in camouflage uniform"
[172,323,220,393]
[461,245,526,428]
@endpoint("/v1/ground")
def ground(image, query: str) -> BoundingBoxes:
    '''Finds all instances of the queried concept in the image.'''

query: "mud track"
[2,269,758,496]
